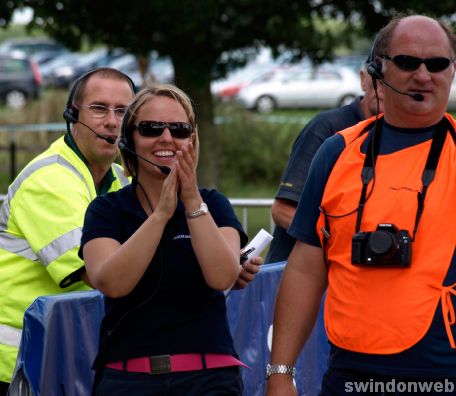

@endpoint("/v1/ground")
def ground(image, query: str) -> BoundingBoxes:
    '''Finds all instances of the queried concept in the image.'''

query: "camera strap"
[355,116,383,233]
[412,117,451,240]
[355,116,451,239]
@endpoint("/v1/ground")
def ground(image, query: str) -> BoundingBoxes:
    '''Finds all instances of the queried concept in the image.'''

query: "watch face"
[186,202,208,218]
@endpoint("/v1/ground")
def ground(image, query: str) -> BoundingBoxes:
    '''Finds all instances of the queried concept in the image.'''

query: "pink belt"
[106,353,247,375]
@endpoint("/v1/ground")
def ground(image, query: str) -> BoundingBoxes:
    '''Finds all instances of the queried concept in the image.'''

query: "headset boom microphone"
[366,64,424,102]
[118,140,171,175]
[63,109,117,144]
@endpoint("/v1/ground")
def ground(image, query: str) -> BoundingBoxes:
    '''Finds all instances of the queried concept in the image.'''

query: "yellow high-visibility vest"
[0,136,129,383]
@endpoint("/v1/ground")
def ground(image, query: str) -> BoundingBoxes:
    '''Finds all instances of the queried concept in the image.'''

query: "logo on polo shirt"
[173,234,191,240]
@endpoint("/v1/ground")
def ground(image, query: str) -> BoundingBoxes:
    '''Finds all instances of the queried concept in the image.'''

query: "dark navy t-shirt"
[289,120,456,377]
[266,97,365,264]
[80,181,248,366]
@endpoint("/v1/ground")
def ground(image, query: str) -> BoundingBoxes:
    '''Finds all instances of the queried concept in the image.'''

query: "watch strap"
[266,363,296,379]
[185,202,208,218]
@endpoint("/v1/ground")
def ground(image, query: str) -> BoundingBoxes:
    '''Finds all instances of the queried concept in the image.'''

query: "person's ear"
[360,69,368,92]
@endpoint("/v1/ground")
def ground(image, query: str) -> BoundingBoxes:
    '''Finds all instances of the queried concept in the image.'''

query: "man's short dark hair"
[73,68,135,105]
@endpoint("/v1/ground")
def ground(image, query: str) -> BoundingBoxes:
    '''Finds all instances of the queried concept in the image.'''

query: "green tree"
[1,1,455,185]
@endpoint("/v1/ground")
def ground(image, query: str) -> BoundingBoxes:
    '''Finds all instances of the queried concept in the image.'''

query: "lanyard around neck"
[354,116,450,240]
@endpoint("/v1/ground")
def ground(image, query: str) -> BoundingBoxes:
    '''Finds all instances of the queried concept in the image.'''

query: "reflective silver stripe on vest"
[0,232,38,261]
[37,227,82,267]
[0,155,91,261]
[0,324,22,348]
[113,163,129,187]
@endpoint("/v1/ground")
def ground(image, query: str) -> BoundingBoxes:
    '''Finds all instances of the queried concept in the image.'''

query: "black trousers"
[0,381,9,396]
[94,366,243,396]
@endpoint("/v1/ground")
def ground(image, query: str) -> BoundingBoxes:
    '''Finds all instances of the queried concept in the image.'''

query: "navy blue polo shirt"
[80,180,248,367]
[266,97,365,264]
[289,121,456,377]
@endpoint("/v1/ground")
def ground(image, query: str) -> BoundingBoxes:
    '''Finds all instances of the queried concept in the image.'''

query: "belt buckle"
[149,354,171,374]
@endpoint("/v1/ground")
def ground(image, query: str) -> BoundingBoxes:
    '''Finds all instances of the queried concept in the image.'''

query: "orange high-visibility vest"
[317,114,456,354]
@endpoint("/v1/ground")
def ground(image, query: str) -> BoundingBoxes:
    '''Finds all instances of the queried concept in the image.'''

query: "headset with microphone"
[119,107,171,175]
[63,109,118,144]
[118,139,171,175]
[366,35,424,102]
[63,68,136,145]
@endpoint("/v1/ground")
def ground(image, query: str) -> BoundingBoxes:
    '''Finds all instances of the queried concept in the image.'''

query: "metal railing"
[229,198,274,233]
[0,122,65,182]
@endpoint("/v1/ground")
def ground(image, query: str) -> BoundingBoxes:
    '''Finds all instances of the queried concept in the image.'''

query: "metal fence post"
[10,125,17,182]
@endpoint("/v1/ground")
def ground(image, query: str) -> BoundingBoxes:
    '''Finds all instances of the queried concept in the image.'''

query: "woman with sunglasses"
[80,84,249,395]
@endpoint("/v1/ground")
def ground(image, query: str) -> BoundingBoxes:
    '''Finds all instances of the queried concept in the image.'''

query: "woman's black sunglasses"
[381,54,453,73]
[133,121,193,139]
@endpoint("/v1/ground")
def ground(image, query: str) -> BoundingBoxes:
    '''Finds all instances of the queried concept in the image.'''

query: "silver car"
[237,64,363,113]
[448,79,456,110]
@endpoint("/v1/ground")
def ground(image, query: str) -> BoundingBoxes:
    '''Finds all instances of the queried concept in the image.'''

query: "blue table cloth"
[10,262,328,396]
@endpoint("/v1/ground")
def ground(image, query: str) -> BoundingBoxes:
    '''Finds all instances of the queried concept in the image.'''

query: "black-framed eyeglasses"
[133,121,193,139]
[381,55,453,73]
[77,104,127,120]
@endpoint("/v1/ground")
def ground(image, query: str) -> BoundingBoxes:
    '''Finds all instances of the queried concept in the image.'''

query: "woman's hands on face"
[154,166,179,221]
[153,139,199,220]
[175,140,201,207]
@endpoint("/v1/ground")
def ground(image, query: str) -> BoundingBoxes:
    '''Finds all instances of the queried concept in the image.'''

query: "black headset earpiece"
[366,34,383,81]
[63,107,78,124]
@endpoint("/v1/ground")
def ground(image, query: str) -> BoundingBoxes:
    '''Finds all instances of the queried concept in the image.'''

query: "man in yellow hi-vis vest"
[0,68,135,393]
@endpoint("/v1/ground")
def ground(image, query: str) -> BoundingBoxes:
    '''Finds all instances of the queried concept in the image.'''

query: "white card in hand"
[242,228,273,260]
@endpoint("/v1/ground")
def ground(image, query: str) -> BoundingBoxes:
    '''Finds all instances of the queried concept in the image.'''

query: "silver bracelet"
[265,363,296,379]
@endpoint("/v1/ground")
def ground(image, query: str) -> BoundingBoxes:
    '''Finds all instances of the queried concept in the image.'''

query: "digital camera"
[351,223,411,267]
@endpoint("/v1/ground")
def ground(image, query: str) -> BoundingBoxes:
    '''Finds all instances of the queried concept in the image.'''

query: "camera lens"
[368,230,398,257]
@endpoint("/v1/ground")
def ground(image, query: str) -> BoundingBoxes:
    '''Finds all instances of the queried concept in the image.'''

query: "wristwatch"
[265,364,296,379]
[185,202,208,218]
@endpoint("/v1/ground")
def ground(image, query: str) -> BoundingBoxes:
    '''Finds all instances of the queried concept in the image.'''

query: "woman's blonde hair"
[120,83,199,177]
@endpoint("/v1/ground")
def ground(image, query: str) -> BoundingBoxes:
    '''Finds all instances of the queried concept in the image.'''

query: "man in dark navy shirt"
[266,61,383,264]
[267,14,456,396]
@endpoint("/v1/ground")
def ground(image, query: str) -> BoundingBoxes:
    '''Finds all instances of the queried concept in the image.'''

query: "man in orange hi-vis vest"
[267,14,456,396]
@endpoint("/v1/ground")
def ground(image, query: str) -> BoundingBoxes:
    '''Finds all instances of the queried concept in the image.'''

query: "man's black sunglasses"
[133,121,193,139]
[381,55,453,73]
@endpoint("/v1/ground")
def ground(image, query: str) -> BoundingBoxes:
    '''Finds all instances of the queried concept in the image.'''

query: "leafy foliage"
[217,106,304,192]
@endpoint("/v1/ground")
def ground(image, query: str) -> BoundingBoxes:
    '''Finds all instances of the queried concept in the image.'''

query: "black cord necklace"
[137,179,154,215]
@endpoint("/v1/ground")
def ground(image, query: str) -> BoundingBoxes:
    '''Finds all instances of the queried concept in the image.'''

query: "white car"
[448,79,456,110]
[236,64,363,113]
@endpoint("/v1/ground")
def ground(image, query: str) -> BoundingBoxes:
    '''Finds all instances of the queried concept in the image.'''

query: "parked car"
[30,48,70,67]
[448,79,456,110]
[334,54,367,73]
[0,37,67,56]
[107,53,174,89]
[236,64,363,113]
[41,48,126,88]
[0,53,41,108]
[39,52,80,87]
[211,62,278,101]
[0,38,69,76]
